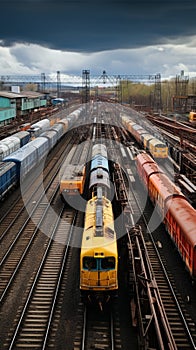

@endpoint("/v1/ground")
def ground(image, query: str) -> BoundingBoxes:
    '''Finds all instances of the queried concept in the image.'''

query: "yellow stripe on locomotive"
[80,194,118,292]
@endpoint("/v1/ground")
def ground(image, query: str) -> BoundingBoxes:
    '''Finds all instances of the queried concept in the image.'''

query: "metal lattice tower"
[82,70,90,103]
[175,70,189,96]
[154,73,162,112]
[41,73,46,92]
[116,75,122,104]
[57,71,61,98]
[173,70,189,112]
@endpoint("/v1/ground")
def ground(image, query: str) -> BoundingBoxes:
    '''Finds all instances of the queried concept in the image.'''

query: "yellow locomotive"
[80,188,118,306]
[189,111,196,124]
[60,164,86,200]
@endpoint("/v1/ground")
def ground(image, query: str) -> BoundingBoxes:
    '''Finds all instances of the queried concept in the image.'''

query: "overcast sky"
[0,0,196,79]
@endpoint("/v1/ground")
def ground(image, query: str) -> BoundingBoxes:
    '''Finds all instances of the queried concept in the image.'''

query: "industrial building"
[0,89,47,125]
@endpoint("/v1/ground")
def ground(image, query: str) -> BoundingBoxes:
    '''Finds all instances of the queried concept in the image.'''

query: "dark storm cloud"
[0,0,196,52]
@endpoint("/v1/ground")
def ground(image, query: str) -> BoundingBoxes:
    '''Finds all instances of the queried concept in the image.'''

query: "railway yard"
[0,101,196,349]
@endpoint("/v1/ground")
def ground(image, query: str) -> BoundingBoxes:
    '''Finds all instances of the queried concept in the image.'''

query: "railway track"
[0,164,63,304]
[128,173,196,349]
[0,102,195,349]
[6,209,77,349]
[74,303,121,350]
[0,126,91,348]
[104,119,196,348]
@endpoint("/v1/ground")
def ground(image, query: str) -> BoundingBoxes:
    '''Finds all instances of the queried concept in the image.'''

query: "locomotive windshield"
[83,257,115,270]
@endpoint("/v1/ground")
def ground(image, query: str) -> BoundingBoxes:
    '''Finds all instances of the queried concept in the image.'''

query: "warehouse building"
[0,90,47,126]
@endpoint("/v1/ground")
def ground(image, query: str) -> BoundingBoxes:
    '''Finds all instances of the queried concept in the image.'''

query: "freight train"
[121,114,168,159]
[136,152,196,280]
[59,141,111,201]
[0,106,84,200]
[80,143,118,307]
[0,131,30,161]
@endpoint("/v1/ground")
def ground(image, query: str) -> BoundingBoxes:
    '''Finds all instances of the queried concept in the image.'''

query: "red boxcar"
[165,196,196,279]
[136,152,196,279]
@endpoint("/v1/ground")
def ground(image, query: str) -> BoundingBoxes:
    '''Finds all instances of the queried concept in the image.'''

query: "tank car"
[80,188,118,307]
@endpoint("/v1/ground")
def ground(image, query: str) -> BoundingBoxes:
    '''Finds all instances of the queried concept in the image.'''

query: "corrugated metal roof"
[23,91,45,98]
[0,91,26,98]
[0,91,45,99]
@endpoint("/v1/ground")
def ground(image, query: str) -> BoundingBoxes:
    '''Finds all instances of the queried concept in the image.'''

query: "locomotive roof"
[142,134,155,142]
[60,163,85,180]
[81,196,117,253]
[149,138,167,147]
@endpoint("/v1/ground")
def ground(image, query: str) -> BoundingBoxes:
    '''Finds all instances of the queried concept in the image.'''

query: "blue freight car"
[40,130,58,150]
[3,144,38,180]
[3,137,49,181]
[13,131,30,147]
[0,161,17,200]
